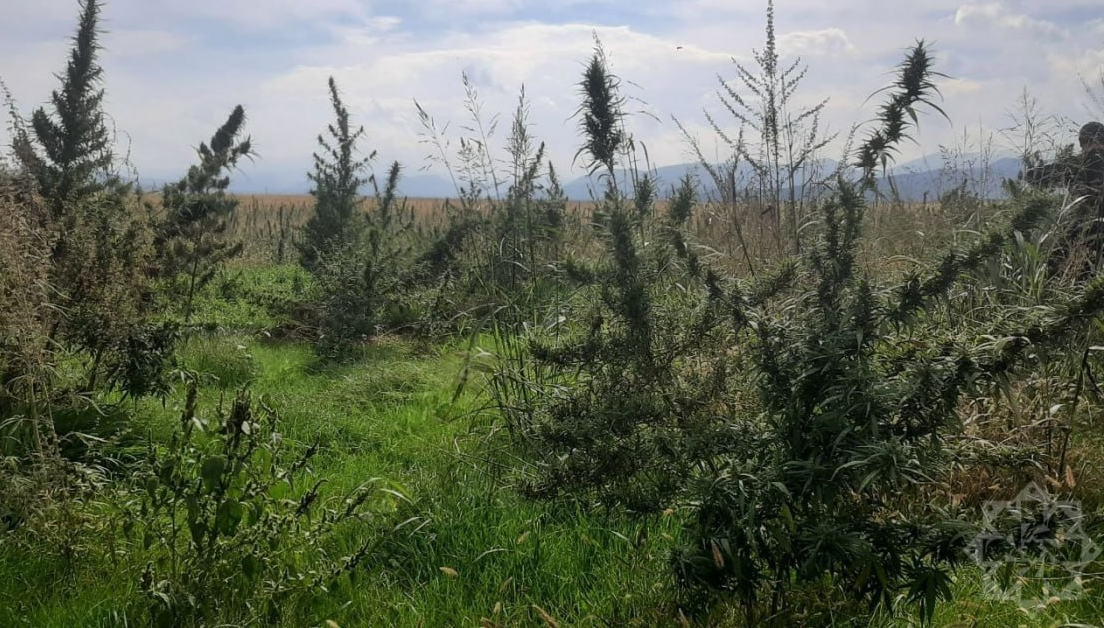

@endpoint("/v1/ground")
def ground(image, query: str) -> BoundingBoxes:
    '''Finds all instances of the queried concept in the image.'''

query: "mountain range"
[142,153,1027,202]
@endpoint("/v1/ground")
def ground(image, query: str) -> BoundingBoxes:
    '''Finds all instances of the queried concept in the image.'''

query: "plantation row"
[3,1,1104,626]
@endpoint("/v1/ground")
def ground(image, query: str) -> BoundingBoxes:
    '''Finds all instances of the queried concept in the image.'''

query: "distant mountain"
[881,156,1023,201]
[562,155,1026,202]
[184,152,1028,202]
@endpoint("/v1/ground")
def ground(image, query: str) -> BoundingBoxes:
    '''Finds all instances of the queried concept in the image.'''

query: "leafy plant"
[684,0,837,257]
[299,77,372,271]
[5,0,174,402]
[121,380,403,625]
[154,105,252,323]
[11,0,115,226]
[490,40,742,512]
[313,160,414,357]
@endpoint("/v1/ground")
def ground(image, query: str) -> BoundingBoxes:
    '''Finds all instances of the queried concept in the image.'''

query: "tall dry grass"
[0,169,59,457]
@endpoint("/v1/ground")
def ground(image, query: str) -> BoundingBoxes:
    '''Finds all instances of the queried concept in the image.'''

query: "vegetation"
[2,2,1103,627]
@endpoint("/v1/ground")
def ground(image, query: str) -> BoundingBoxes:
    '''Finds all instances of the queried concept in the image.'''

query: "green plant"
[179,335,258,389]
[5,0,175,402]
[155,106,252,323]
[11,0,115,226]
[669,44,1104,625]
[121,380,403,626]
[489,40,743,512]
[313,160,414,357]
[688,0,837,256]
[299,77,372,271]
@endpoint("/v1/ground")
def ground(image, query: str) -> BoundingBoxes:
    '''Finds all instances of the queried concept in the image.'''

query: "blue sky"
[1,0,1102,191]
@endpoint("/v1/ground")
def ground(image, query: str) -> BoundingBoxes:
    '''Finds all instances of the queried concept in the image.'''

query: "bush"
[120,381,404,626]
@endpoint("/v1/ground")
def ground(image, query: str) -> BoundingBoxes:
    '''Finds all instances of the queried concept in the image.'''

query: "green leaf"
[268,480,290,500]
[216,498,243,536]
[188,516,206,546]
[201,456,227,492]
[247,500,264,526]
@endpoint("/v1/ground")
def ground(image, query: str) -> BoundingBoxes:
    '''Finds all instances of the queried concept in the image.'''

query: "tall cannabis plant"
[13,0,115,226]
[155,105,252,323]
[299,77,372,271]
[6,0,174,400]
[490,41,739,512]
[313,160,414,357]
[669,41,1101,625]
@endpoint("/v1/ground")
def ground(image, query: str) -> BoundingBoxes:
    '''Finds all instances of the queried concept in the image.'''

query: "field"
[3,268,1102,626]
[4,2,1104,627]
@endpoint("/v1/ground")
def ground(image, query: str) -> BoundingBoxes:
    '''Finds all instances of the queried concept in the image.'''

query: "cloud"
[103,29,190,59]
[778,28,855,57]
[0,0,1099,188]
[954,3,1066,40]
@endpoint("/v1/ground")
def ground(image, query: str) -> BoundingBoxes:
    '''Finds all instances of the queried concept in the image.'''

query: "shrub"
[154,105,252,323]
[299,77,372,271]
[489,40,741,512]
[121,381,403,626]
[6,0,175,402]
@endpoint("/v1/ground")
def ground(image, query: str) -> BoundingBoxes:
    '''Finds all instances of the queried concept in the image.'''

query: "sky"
[1,0,1102,192]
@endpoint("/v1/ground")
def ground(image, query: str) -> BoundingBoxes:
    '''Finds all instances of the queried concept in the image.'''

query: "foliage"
[695,0,837,254]
[489,42,740,513]
[12,0,115,224]
[0,167,57,453]
[299,77,372,271]
[313,160,414,357]
[154,105,252,323]
[411,78,569,334]
[121,381,398,626]
[854,40,949,182]
[4,0,175,404]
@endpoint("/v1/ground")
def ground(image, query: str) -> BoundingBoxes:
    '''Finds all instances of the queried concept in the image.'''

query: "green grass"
[0,336,691,627]
[5,251,1104,626]
[4,333,1101,626]
[170,263,312,331]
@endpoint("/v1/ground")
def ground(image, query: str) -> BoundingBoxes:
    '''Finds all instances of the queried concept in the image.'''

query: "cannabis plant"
[670,42,1102,625]
[155,105,252,323]
[491,41,739,512]
[299,77,372,271]
[12,0,115,227]
[313,161,414,357]
[6,0,174,401]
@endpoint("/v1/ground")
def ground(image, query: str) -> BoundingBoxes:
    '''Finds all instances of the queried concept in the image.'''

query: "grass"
[4,326,1102,626]
[0,335,693,627]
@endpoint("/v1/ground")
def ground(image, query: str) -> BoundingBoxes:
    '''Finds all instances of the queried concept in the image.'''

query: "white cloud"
[103,29,190,59]
[954,3,1066,40]
[778,28,855,57]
